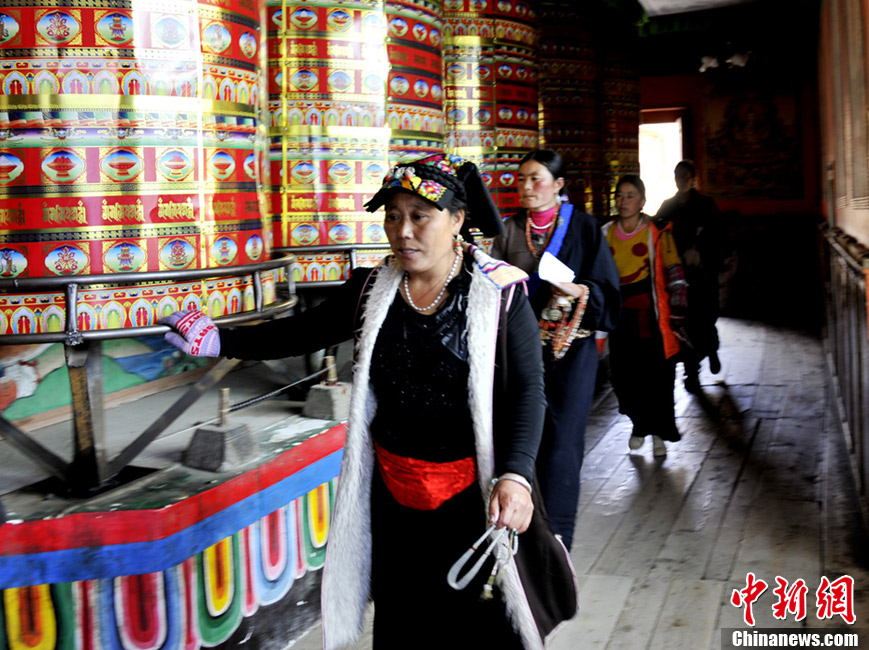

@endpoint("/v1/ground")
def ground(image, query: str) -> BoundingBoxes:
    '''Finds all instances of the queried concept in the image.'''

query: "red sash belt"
[374,442,476,511]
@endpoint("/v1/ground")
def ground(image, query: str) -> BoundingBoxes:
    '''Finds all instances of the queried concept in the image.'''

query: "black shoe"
[684,376,701,394]
[709,352,722,374]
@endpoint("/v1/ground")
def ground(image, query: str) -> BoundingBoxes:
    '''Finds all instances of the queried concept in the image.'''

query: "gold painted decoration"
[0,271,276,335]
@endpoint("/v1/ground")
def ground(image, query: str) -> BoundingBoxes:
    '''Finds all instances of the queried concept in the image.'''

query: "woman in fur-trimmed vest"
[161,154,548,649]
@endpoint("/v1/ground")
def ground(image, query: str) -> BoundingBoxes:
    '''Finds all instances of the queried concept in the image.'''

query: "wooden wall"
[819,0,869,501]
[819,0,869,245]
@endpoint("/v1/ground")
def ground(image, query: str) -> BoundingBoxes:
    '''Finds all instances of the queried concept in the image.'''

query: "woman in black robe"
[491,149,620,549]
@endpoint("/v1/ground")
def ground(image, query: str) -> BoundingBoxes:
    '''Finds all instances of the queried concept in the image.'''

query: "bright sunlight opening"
[639,119,683,216]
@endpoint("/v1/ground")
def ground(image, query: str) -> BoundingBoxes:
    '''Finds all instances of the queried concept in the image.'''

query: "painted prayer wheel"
[267,1,391,284]
[385,0,445,164]
[601,50,640,216]
[538,3,603,214]
[490,0,538,214]
[0,0,276,333]
[442,0,538,215]
[537,1,640,219]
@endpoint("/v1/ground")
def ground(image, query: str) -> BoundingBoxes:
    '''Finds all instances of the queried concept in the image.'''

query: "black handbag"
[513,480,579,639]
[444,486,578,641]
[497,289,580,639]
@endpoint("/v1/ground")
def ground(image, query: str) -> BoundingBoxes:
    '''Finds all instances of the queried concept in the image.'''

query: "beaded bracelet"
[491,473,533,494]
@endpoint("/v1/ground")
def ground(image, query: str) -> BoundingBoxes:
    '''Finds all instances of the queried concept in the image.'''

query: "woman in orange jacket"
[602,175,687,457]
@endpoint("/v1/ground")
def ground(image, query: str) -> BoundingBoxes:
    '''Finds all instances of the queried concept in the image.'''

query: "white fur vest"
[320,247,543,650]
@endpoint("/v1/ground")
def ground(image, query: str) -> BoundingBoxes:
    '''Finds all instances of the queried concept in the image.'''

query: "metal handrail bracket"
[0,255,298,493]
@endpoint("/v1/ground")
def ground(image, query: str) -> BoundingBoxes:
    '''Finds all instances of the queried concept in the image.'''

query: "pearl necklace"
[403,251,462,313]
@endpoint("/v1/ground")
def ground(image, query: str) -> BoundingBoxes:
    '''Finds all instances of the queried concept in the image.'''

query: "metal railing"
[0,254,299,494]
[823,226,869,496]
[0,255,298,346]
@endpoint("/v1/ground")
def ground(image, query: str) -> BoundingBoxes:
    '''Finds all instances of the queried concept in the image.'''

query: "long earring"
[454,232,464,254]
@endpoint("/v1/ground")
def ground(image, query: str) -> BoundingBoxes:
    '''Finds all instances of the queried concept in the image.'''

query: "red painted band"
[0,424,345,555]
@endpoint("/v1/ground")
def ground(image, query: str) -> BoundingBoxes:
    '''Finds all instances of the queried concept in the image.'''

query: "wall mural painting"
[0,481,335,650]
[0,337,212,421]
[703,93,803,200]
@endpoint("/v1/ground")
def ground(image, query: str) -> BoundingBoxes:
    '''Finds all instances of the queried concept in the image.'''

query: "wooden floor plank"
[763,417,824,502]
[649,579,725,650]
[550,575,634,650]
[648,438,745,581]
[729,498,821,589]
[590,451,705,578]
[703,418,776,581]
[604,579,671,650]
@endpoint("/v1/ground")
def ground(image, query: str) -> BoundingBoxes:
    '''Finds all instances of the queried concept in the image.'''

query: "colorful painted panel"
[0,424,345,648]
[0,338,212,421]
[0,485,335,650]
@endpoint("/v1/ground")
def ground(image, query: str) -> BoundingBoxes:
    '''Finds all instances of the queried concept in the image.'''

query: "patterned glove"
[159,310,220,357]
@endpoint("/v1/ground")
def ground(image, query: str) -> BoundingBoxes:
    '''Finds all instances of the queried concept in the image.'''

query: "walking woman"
[491,149,620,549]
[162,154,553,649]
[602,175,687,457]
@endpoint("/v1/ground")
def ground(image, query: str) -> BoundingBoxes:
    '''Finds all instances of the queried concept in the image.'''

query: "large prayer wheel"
[442,0,538,215]
[0,0,276,334]
[538,3,602,214]
[601,50,640,216]
[537,1,640,219]
[267,0,391,284]
[386,0,445,164]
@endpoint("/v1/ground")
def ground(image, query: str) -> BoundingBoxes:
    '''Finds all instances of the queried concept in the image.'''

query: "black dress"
[656,189,724,365]
[369,270,520,648]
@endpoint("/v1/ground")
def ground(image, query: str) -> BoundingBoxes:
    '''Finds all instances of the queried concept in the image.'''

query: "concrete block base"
[303,382,351,421]
[183,423,257,472]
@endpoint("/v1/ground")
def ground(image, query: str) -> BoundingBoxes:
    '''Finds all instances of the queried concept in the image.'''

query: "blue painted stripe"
[0,450,342,589]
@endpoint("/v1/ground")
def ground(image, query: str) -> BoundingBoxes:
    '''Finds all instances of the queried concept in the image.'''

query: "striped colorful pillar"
[385,0,445,164]
[0,0,275,333]
[267,1,390,284]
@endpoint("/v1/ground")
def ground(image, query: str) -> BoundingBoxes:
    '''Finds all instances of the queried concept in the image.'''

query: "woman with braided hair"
[161,154,560,649]
[602,175,688,457]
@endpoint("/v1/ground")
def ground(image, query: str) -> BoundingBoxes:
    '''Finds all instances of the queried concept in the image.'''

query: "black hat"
[364,153,503,238]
